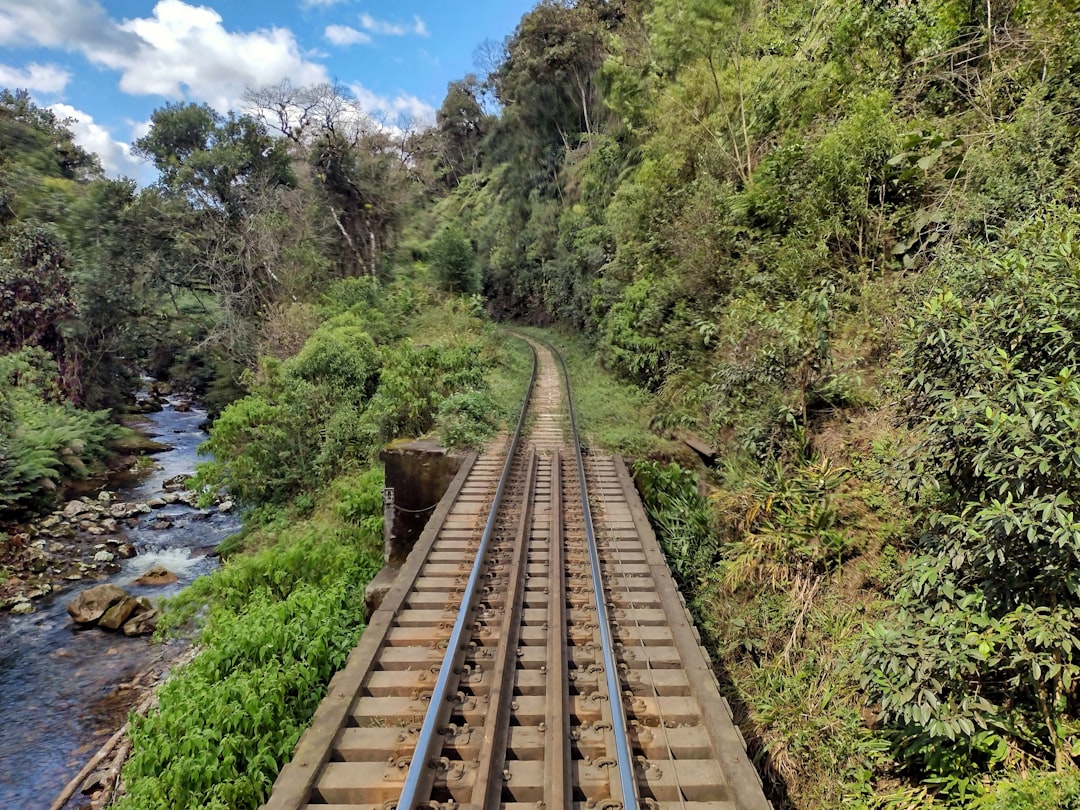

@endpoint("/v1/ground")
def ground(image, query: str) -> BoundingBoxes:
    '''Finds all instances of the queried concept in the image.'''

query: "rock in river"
[67,583,128,626]
[63,500,92,518]
[131,565,178,586]
[98,596,141,631]
[122,607,158,636]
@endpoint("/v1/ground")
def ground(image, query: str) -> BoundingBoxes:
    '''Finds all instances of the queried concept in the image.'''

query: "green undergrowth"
[484,331,534,437]
[517,327,677,457]
[634,439,911,807]
[0,347,120,518]
[634,213,1080,807]
[117,469,384,810]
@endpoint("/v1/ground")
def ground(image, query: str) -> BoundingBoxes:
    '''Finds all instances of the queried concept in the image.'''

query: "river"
[0,399,240,810]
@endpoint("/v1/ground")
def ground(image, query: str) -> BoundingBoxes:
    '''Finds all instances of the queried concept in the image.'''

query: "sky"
[0,0,537,182]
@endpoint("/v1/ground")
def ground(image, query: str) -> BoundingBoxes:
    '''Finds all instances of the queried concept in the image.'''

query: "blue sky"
[0,0,537,181]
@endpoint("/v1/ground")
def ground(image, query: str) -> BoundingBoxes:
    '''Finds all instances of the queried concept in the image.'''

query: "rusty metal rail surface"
[264,335,770,810]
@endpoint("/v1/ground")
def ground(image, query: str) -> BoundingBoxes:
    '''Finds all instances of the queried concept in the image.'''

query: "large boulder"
[98,596,140,631]
[67,584,129,626]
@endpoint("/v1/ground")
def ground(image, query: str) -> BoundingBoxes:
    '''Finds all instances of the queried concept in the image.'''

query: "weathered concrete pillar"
[378,438,466,566]
[365,439,467,618]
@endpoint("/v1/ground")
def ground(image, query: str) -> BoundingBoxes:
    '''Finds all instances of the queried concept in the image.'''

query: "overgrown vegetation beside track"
[116,282,529,810]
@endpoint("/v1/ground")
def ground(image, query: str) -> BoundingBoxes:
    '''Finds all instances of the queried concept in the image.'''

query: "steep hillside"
[428,0,1080,805]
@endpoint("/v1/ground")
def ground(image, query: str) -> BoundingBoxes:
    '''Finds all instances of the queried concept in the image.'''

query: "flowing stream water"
[0,400,240,809]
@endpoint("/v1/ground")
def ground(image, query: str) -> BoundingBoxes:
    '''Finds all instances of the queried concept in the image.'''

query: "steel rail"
[393,339,539,810]
[540,334,641,810]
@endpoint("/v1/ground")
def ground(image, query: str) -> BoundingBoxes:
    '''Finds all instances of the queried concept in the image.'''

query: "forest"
[3,0,1080,806]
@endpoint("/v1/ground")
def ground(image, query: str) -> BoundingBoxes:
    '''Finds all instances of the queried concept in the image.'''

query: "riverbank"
[0,398,241,810]
[1,390,233,616]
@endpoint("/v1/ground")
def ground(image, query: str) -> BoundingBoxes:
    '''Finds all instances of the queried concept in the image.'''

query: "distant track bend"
[263,335,771,810]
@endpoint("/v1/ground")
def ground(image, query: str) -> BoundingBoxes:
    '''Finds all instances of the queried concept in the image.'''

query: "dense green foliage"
[7,0,1080,803]
[437,0,1080,804]
[0,348,119,517]
[865,210,1080,793]
[193,289,503,506]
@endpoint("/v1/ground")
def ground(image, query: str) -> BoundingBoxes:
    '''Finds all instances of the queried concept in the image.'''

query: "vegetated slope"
[425,0,1080,805]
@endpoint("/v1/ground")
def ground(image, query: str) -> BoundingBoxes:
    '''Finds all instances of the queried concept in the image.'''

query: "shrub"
[863,208,1080,788]
[0,347,117,517]
[634,460,715,588]
[437,389,500,448]
[429,223,479,294]
[122,470,385,810]
[361,341,487,443]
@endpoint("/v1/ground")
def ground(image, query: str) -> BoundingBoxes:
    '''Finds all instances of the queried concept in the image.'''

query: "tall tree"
[133,103,303,364]
[246,82,418,277]
[435,76,492,187]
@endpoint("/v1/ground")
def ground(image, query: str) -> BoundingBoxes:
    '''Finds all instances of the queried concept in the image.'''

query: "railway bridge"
[262,336,770,810]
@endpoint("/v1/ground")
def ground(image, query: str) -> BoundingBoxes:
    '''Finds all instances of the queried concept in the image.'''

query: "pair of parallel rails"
[264,337,769,810]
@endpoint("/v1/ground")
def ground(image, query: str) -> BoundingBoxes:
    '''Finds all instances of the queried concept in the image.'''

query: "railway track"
[264,336,769,810]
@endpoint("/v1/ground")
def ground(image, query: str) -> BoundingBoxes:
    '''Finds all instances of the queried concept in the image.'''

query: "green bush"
[361,341,487,443]
[428,223,479,294]
[0,347,117,517]
[195,307,495,508]
[634,460,715,588]
[118,577,372,810]
[437,389,500,448]
[864,209,1080,789]
[121,469,384,810]
[284,315,380,406]
[973,771,1080,810]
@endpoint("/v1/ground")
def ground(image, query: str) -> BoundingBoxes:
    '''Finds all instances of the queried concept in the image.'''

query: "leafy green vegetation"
[0,347,118,517]
[117,478,383,810]
[432,0,1080,804]
[864,210,1080,794]
[6,0,1080,803]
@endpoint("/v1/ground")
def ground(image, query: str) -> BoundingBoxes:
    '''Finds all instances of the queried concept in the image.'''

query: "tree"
[435,76,492,187]
[0,89,100,184]
[429,223,478,294]
[134,102,294,218]
[0,226,79,398]
[133,102,310,368]
[246,81,418,278]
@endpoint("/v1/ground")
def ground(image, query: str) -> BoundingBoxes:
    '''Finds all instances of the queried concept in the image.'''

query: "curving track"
[264,336,770,810]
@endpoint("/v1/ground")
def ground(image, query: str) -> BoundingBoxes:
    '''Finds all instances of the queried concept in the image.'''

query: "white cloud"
[0,0,329,113]
[48,102,150,180]
[324,24,370,46]
[347,82,434,127]
[0,62,71,93]
[111,0,328,111]
[357,12,428,37]
[0,0,131,51]
[127,117,153,142]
